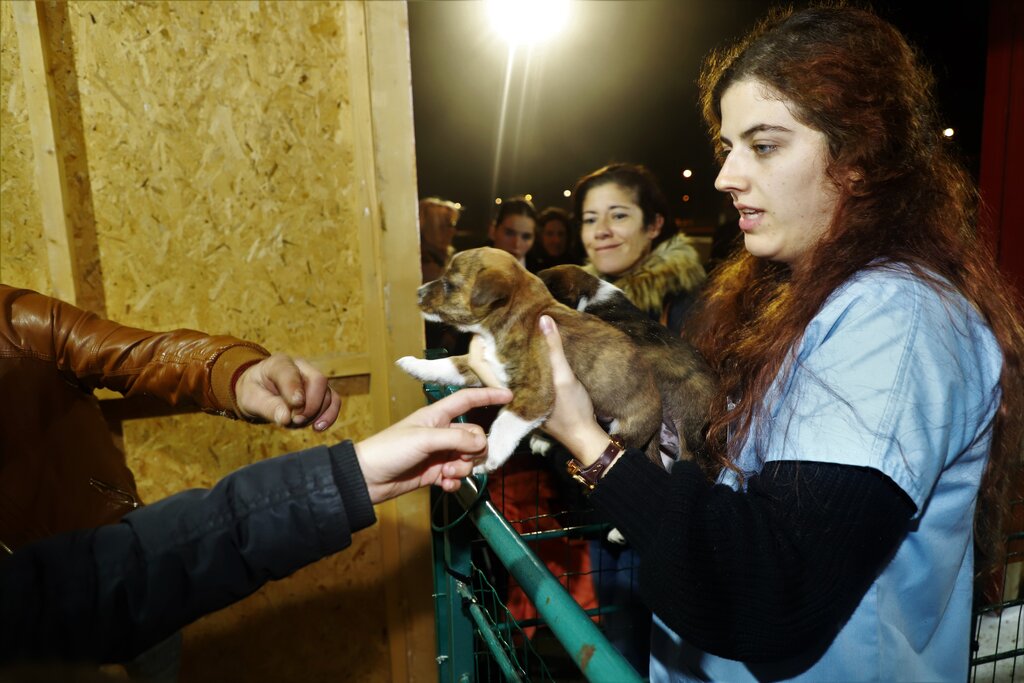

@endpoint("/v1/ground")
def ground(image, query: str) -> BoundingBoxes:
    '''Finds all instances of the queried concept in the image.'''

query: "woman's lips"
[737,208,763,232]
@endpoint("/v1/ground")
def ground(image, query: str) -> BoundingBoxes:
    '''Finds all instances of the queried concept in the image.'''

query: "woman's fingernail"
[539,315,553,333]
[292,414,307,425]
[315,420,329,431]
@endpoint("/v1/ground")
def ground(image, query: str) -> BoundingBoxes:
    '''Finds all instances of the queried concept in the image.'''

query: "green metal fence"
[425,373,642,683]
[431,477,642,683]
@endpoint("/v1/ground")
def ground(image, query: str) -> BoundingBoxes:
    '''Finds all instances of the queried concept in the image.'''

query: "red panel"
[979,0,1024,298]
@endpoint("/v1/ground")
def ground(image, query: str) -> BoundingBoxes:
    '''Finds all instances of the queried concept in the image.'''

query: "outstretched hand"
[235,354,342,431]
[355,387,513,504]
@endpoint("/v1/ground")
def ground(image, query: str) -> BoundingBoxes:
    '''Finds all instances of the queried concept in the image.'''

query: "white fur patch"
[529,433,553,456]
[576,295,589,312]
[607,418,621,434]
[606,527,627,545]
[395,356,468,386]
[421,312,443,323]
[591,280,623,307]
[478,409,545,472]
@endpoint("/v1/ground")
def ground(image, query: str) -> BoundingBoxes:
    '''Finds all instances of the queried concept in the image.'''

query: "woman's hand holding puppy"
[354,387,512,503]
[469,318,620,473]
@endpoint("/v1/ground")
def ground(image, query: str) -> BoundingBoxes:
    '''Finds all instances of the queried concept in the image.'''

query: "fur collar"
[583,234,706,314]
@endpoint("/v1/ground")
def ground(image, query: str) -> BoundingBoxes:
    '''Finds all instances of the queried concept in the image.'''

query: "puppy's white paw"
[529,432,554,457]
[395,356,466,385]
[485,410,544,471]
[478,449,508,473]
[606,527,627,545]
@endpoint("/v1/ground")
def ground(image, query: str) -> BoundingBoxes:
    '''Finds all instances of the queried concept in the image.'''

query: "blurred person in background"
[418,197,469,355]
[527,206,582,272]
[488,195,538,268]
[418,196,462,284]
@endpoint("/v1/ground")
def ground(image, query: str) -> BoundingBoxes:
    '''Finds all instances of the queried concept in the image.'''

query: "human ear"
[844,168,867,197]
[646,214,665,240]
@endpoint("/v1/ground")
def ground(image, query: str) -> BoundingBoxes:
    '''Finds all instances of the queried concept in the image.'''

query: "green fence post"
[455,476,643,683]
[432,488,476,682]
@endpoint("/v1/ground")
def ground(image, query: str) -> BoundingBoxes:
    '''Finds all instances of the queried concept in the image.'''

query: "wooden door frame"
[345,3,436,681]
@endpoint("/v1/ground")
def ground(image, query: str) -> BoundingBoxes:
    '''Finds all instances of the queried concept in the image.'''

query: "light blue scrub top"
[650,267,1002,682]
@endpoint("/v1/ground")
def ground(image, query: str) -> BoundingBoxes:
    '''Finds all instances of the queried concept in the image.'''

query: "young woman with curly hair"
[488,6,1023,681]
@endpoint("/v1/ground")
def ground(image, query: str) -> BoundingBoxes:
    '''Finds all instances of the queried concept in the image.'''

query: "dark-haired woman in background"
[527,206,582,272]
[488,195,538,268]
[575,163,706,336]
[567,163,707,673]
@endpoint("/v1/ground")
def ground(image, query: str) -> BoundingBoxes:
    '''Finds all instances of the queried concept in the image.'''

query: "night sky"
[409,1,990,248]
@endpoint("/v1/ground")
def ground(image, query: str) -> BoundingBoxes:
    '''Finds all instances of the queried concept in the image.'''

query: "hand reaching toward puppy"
[355,386,513,503]
[235,354,342,431]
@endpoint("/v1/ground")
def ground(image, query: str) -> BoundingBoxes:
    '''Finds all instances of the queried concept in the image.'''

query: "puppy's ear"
[539,268,577,307]
[471,268,512,313]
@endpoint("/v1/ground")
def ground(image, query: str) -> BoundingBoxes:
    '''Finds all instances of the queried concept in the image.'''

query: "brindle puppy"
[397,247,663,472]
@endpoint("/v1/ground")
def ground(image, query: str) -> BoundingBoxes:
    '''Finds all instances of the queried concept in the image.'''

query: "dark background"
[409,0,990,248]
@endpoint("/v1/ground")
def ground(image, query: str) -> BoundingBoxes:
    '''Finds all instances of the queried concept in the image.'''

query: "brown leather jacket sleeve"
[0,285,270,418]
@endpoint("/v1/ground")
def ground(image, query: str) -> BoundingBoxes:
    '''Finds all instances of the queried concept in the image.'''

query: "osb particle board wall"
[0,2,433,681]
[0,1,48,296]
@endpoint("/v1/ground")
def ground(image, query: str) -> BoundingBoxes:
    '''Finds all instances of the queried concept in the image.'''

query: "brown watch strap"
[567,434,626,492]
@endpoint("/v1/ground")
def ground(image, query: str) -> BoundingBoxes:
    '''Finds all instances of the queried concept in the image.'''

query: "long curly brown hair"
[689,5,1024,567]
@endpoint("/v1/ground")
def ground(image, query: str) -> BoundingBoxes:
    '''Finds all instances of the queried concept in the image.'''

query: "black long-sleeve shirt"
[590,451,916,663]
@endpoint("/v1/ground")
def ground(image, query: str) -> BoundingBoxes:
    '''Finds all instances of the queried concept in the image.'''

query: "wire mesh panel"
[425,376,643,683]
[970,492,1024,682]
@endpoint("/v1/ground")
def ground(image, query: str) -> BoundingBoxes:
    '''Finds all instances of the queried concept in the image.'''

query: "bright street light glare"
[487,0,570,46]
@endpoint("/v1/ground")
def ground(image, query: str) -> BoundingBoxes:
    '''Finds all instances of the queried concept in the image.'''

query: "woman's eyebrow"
[720,123,793,146]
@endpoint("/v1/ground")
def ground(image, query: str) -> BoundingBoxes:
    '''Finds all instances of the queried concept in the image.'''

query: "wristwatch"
[566,434,625,492]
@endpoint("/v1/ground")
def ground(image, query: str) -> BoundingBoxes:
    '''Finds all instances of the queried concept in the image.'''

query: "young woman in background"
[488,195,538,268]
[574,163,706,336]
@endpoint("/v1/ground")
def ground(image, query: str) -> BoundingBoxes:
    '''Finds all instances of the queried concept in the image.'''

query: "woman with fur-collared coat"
[568,163,707,674]
[575,163,706,337]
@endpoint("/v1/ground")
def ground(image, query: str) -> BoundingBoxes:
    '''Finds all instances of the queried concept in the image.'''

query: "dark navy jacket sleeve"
[0,441,375,664]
